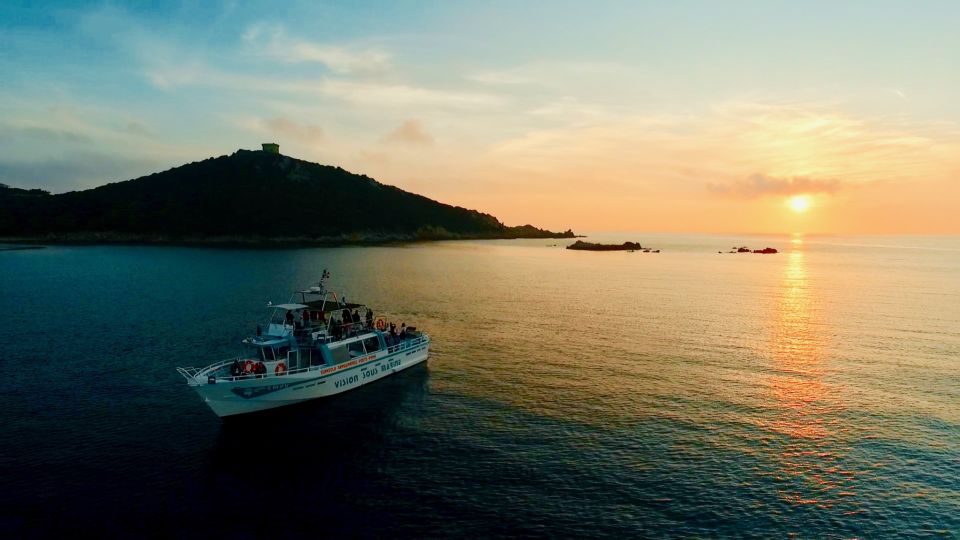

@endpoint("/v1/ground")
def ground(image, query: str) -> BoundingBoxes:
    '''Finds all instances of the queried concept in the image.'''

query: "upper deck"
[176,270,424,384]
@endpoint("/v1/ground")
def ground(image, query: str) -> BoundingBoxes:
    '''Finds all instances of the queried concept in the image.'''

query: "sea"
[0,233,957,538]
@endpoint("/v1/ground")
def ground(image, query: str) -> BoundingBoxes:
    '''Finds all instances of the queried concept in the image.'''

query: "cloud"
[0,152,161,192]
[482,99,960,207]
[380,119,433,145]
[884,88,909,101]
[123,121,152,137]
[318,80,503,108]
[262,117,325,143]
[0,123,91,144]
[467,61,633,88]
[707,173,842,198]
[243,24,390,74]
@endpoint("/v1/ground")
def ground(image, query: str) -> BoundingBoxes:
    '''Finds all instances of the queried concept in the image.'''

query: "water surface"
[0,234,957,537]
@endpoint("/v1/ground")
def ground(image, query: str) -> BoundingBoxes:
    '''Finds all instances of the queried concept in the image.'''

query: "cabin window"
[275,345,291,361]
[328,345,350,364]
[348,341,365,357]
[363,337,380,353]
[258,347,273,362]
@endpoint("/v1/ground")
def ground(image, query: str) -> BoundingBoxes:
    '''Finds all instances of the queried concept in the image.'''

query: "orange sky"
[341,101,960,234]
[3,3,959,234]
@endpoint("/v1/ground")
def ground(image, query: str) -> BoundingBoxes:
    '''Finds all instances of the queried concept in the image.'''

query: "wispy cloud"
[122,121,153,138]
[319,80,503,108]
[707,173,842,198]
[243,23,390,74]
[262,117,325,143]
[380,119,433,145]
[884,88,909,101]
[0,123,92,144]
[486,99,960,201]
[0,152,161,192]
[467,61,633,88]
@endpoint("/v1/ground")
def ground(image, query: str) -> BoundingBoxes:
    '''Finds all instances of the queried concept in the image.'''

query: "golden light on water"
[788,195,812,213]
[764,244,860,513]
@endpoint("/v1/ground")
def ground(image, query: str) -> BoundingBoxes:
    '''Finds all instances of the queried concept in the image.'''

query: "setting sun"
[788,195,812,213]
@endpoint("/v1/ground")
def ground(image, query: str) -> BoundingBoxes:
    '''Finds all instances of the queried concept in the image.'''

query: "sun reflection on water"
[764,242,860,515]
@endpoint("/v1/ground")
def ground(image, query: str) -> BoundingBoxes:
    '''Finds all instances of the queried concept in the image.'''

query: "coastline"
[0,230,577,248]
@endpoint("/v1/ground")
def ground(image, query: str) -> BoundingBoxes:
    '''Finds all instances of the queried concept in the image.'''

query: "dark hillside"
[0,150,574,243]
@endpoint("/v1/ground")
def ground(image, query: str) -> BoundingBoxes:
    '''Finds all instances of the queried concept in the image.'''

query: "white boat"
[177,270,430,418]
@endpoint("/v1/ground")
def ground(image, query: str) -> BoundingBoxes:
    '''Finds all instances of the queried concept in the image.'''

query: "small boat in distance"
[177,270,430,418]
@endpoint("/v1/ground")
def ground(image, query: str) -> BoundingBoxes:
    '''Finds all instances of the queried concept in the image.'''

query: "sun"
[788,195,812,213]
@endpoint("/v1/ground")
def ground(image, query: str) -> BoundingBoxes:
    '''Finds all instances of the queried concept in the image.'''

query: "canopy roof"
[298,286,325,294]
[304,300,365,312]
[269,303,309,311]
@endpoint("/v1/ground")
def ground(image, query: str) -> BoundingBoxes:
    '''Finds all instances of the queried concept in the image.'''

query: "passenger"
[302,309,311,327]
[400,322,407,340]
[333,318,342,340]
[254,361,267,377]
[285,310,294,326]
[351,309,361,325]
[365,309,374,328]
[230,360,242,377]
[342,308,352,334]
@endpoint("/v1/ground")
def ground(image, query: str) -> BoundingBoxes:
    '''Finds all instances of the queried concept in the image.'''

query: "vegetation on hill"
[0,150,575,244]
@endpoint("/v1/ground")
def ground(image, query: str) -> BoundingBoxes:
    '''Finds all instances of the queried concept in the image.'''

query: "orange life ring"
[375,318,386,331]
[275,362,287,375]
[243,360,255,374]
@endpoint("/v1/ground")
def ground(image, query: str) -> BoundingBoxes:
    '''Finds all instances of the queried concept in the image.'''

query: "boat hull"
[190,341,429,418]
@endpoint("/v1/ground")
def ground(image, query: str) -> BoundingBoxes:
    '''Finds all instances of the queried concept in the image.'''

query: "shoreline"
[0,231,578,249]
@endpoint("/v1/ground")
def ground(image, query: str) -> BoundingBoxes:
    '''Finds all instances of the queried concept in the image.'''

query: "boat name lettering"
[232,383,293,399]
[383,358,401,370]
[334,374,359,388]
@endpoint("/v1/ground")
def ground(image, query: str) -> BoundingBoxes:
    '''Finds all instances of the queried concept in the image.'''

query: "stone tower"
[261,143,280,154]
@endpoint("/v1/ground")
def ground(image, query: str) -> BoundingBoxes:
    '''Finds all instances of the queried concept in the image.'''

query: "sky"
[1,0,958,234]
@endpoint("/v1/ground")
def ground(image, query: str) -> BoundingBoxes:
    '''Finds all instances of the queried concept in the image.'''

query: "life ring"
[375,318,386,331]
[275,362,287,375]
[243,360,255,374]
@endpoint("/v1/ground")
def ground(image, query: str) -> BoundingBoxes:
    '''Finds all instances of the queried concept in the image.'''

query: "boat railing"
[176,357,239,383]
[177,334,429,385]
[384,334,428,355]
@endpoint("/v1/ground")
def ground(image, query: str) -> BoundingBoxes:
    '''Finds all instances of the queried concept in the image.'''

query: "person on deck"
[351,309,361,325]
[365,309,374,328]
[332,317,342,341]
[285,310,294,326]
[342,308,352,335]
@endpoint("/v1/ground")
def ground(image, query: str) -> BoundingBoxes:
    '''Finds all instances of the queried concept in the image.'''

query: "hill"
[0,149,575,245]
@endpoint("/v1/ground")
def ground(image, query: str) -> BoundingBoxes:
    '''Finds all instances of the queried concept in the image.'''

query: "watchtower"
[262,143,280,154]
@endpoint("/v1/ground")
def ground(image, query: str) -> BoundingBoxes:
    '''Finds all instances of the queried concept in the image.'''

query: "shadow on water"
[213,362,432,459]
[175,365,435,538]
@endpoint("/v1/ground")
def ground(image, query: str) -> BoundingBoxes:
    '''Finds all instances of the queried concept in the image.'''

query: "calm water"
[1,234,958,538]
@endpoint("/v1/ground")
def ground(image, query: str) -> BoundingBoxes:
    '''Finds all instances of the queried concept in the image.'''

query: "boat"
[176,270,430,418]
